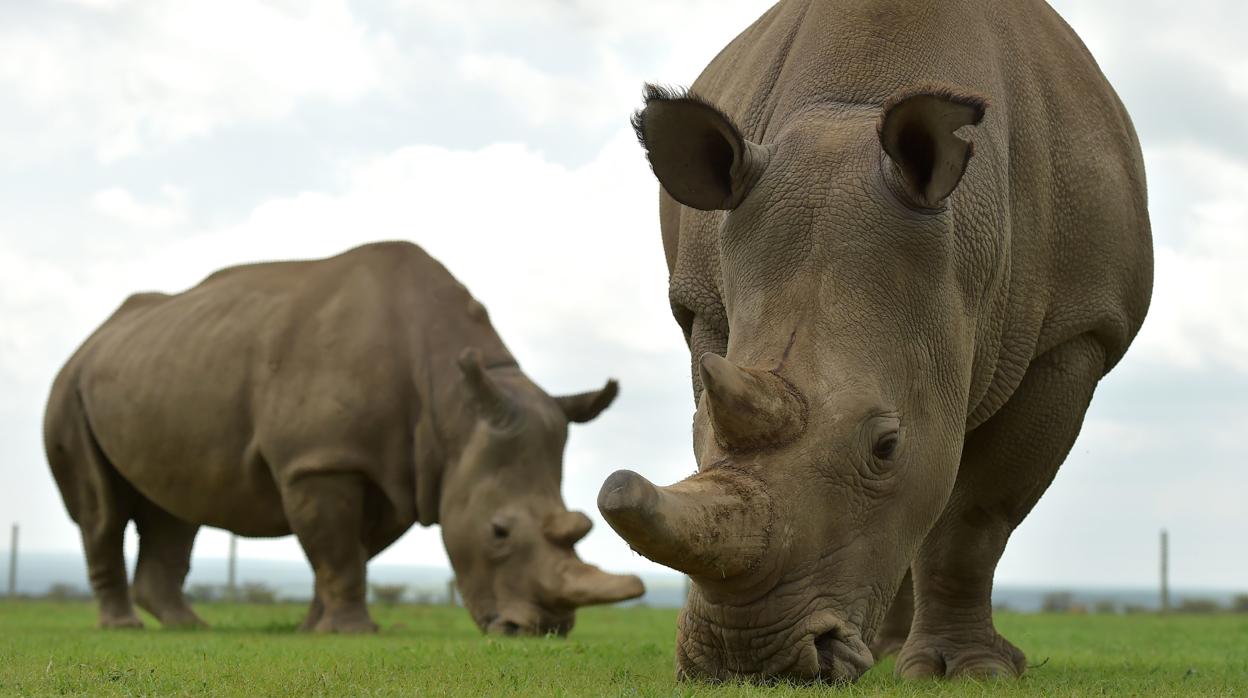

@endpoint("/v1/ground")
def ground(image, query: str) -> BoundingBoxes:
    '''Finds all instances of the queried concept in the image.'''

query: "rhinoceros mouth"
[675,609,874,684]
[480,612,573,637]
[810,624,874,683]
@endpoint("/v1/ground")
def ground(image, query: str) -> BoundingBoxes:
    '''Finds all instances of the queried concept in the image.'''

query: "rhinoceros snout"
[484,612,572,638]
[811,627,874,683]
[675,612,874,684]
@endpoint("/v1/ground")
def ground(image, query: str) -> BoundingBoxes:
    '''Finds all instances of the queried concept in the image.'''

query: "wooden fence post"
[227,534,238,602]
[7,524,16,598]
[1160,529,1169,614]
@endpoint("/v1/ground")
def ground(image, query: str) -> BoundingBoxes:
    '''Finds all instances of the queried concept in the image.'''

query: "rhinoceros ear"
[554,379,618,424]
[632,84,769,211]
[878,85,988,208]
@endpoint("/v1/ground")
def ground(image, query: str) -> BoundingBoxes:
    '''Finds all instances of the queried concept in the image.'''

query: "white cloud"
[456,50,634,132]
[3,0,1247,591]
[74,131,675,354]
[0,129,692,575]
[55,0,130,9]
[1049,0,1248,164]
[0,0,397,161]
[0,250,91,396]
[91,185,188,229]
[1129,144,1248,373]
[0,0,773,165]
[393,0,769,42]
[390,0,774,133]
[999,407,1248,589]
[1053,0,1248,85]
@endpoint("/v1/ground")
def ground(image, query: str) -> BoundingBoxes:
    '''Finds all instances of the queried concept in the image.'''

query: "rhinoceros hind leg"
[282,471,378,634]
[897,334,1105,680]
[53,414,144,629]
[83,511,144,630]
[132,498,206,629]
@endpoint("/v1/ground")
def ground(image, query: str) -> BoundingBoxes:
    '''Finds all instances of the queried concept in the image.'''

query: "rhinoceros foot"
[98,611,144,630]
[157,607,208,630]
[309,606,378,634]
[895,629,1025,680]
[870,633,906,660]
[133,590,207,630]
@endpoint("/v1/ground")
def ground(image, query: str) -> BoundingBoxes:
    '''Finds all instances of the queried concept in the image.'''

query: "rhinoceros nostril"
[812,627,874,683]
[501,620,522,636]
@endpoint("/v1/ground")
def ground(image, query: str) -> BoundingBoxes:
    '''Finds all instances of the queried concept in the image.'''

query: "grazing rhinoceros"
[45,241,643,635]
[598,0,1152,683]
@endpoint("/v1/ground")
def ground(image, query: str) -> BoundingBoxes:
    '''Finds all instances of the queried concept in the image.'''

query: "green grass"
[1,600,1246,696]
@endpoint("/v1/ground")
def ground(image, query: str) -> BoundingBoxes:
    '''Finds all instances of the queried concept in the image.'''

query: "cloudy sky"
[1,0,1244,592]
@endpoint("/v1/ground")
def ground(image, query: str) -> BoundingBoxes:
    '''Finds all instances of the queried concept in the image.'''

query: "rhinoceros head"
[440,348,644,636]
[601,84,988,681]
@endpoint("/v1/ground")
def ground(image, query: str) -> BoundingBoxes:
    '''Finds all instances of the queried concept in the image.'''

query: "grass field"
[1,600,1246,696]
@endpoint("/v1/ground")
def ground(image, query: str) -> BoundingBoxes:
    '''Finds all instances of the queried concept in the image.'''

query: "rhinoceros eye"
[487,519,513,561]
[864,415,903,469]
[873,432,900,461]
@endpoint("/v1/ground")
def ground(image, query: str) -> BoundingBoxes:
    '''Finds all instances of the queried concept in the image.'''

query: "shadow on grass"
[173,621,304,635]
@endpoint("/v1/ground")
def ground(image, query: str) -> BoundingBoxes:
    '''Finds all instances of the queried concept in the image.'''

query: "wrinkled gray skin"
[45,241,643,635]
[599,0,1151,684]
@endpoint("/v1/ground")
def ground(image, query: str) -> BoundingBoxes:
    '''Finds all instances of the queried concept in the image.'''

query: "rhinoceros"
[598,0,1152,683]
[45,241,644,635]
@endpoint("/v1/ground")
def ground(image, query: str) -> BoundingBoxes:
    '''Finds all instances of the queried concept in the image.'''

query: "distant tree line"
[21,583,1248,614]
[20,581,453,606]
[1028,591,1248,615]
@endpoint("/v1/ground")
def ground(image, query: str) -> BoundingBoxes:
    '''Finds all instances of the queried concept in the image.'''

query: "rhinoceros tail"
[43,375,124,526]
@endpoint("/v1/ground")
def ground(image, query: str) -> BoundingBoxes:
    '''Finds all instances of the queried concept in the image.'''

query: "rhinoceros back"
[674,0,1151,423]
[49,241,509,535]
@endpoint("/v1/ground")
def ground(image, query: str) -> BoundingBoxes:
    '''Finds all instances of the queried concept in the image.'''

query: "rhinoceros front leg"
[871,569,914,659]
[897,335,1106,679]
[298,579,325,632]
[282,471,378,634]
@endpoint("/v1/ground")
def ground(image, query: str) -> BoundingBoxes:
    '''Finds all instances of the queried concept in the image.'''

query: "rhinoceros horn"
[597,468,772,579]
[543,510,594,547]
[699,353,806,452]
[550,559,646,608]
[457,347,515,428]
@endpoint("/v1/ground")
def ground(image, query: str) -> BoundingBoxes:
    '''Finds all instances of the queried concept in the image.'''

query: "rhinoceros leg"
[295,486,405,632]
[897,335,1106,680]
[79,498,144,630]
[298,580,325,632]
[132,498,205,629]
[52,413,144,629]
[871,569,914,659]
[282,472,378,634]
